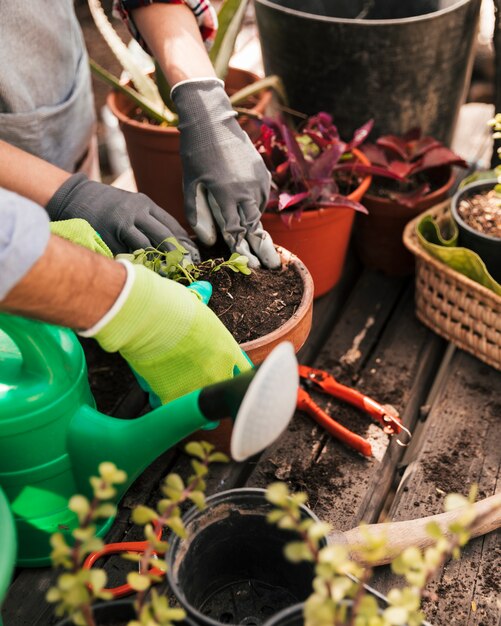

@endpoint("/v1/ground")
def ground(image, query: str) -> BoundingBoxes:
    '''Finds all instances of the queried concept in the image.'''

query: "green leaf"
[132,505,158,526]
[166,516,187,539]
[165,474,185,492]
[265,482,290,506]
[127,572,151,592]
[284,541,312,563]
[209,0,249,80]
[417,214,501,296]
[444,493,469,512]
[208,452,230,463]
[188,491,206,510]
[184,441,207,460]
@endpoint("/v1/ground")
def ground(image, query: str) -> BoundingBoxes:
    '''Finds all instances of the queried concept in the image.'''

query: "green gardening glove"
[50,219,113,258]
[80,260,252,404]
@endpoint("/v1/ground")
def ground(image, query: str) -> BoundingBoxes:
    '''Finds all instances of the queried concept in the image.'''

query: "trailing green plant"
[46,462,127,626]
[265,482,498,626]
[46,442,229,626]
[116,237,252,284]
[88,0,286,126]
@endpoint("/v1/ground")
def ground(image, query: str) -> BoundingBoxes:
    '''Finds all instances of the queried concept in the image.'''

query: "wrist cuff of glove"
[79,259,135,338]
[171,77,235,131]
[45,173,89,221]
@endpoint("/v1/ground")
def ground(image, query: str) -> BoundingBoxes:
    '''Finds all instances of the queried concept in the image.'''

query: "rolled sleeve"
[114,0,218,51]
[0,189,50,300]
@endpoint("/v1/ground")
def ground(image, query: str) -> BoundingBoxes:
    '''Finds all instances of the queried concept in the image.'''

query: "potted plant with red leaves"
[353,129,467,275]
[254,113,374,297]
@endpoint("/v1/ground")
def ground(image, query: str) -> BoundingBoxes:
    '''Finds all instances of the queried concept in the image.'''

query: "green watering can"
[0,486,16,626]
[0,313,298,567]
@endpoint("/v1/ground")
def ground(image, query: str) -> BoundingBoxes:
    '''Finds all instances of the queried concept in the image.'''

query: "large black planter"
[255,0,481,145]
[166,488,326,626]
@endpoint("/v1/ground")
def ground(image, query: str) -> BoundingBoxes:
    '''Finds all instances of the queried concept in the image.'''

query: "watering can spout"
[70,341,299,496]
[0,312,298,565]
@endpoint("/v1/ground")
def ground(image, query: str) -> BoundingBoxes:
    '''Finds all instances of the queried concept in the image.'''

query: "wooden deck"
[3,15,501,624]
[3,229,500,626]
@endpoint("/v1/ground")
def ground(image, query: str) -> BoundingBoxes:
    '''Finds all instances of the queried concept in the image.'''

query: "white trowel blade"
[230,342,298,461]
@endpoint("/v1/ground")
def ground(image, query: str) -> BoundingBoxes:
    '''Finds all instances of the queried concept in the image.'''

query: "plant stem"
[135,456,211,611]
[89,58,176,125]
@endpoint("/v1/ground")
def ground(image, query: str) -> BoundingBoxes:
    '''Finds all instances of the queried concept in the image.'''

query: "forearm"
[131,3,215,86]
[0,140,70,208]
[1,235,126,331]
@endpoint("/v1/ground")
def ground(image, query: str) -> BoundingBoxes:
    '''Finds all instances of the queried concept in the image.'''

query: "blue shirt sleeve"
[0,188,50,299]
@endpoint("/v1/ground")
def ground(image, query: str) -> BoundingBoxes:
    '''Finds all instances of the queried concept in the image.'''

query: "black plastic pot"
[255,0,481,145]
[451,179,501,282]
[166,488,326,626]
[263,603,304,626]
[55,600,196,626]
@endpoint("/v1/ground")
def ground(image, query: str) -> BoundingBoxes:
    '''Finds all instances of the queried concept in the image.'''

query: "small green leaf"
[132,505,158,526]
[184,441,207,460]
[127,572,151,592]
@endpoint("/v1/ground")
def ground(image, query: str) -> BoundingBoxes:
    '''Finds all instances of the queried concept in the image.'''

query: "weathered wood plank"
[246,273,447,535]
[373,350,501,626]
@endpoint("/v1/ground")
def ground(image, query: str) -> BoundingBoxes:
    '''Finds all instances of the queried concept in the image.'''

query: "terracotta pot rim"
[107,66,261,136]
[240,246,314,354]
[363,167,455,211]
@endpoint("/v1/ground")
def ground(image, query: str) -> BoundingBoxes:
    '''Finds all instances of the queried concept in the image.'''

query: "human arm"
[1,194,250,403]
[120,2,280,269]
[0,139,198,258]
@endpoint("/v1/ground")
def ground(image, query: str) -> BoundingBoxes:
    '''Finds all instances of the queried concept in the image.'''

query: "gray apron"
[0,1,96,172]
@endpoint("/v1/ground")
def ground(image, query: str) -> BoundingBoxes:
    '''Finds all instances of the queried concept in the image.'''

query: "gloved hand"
[46,173,200,260]
[80,260,252,404]
[50,219,113,258]
[171,78,281,270]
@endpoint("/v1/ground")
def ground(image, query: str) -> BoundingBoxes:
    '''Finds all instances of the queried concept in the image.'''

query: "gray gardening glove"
[171,78,281,269]
[46,173,199,260]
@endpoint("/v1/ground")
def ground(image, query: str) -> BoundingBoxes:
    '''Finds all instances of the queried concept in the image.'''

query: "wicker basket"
[403,200,501,371]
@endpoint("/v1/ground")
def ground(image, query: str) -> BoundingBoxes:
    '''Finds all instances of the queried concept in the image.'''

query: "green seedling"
[47,443,229,626]
[265,483,497,626]
[116,237,252,284]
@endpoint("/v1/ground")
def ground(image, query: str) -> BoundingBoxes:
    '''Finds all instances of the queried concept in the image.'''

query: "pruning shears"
[297,365,412,457]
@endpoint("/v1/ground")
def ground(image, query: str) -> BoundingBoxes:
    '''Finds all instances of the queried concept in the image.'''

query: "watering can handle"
[0,313,74,379]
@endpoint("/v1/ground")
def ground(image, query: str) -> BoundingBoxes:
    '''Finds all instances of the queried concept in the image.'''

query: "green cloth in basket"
[416,214,501,297]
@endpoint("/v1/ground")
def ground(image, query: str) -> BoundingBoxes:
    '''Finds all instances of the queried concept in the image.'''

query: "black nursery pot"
[56,600,196,626]
[255,0,481,145]
[451,180,501,282]
[166,488,326,626]
[263,603,304,626]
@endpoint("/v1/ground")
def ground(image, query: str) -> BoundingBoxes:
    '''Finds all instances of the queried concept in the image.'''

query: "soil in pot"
[194,258,304,345]
[456,190,501,239]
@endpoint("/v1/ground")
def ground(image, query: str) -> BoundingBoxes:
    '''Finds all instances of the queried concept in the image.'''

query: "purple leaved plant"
[254,113,385,224]
[355,128,468,208]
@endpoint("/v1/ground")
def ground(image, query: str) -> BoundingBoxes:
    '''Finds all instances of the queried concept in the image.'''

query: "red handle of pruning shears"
[297,388,373,457]
[83,524,165,598]
[298,365,404,436]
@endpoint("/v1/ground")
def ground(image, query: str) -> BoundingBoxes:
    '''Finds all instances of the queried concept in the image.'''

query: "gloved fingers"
[238,200,281,269]
[120,227,154,255]
[186,183,218,246]
[207,192,261,269]
[136,213,200,263]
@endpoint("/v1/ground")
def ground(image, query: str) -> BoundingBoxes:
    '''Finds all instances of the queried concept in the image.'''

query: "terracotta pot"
[354,166,455,275]
[107,67,267,233]
[261,149,372,298]
[185,246,313,454]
